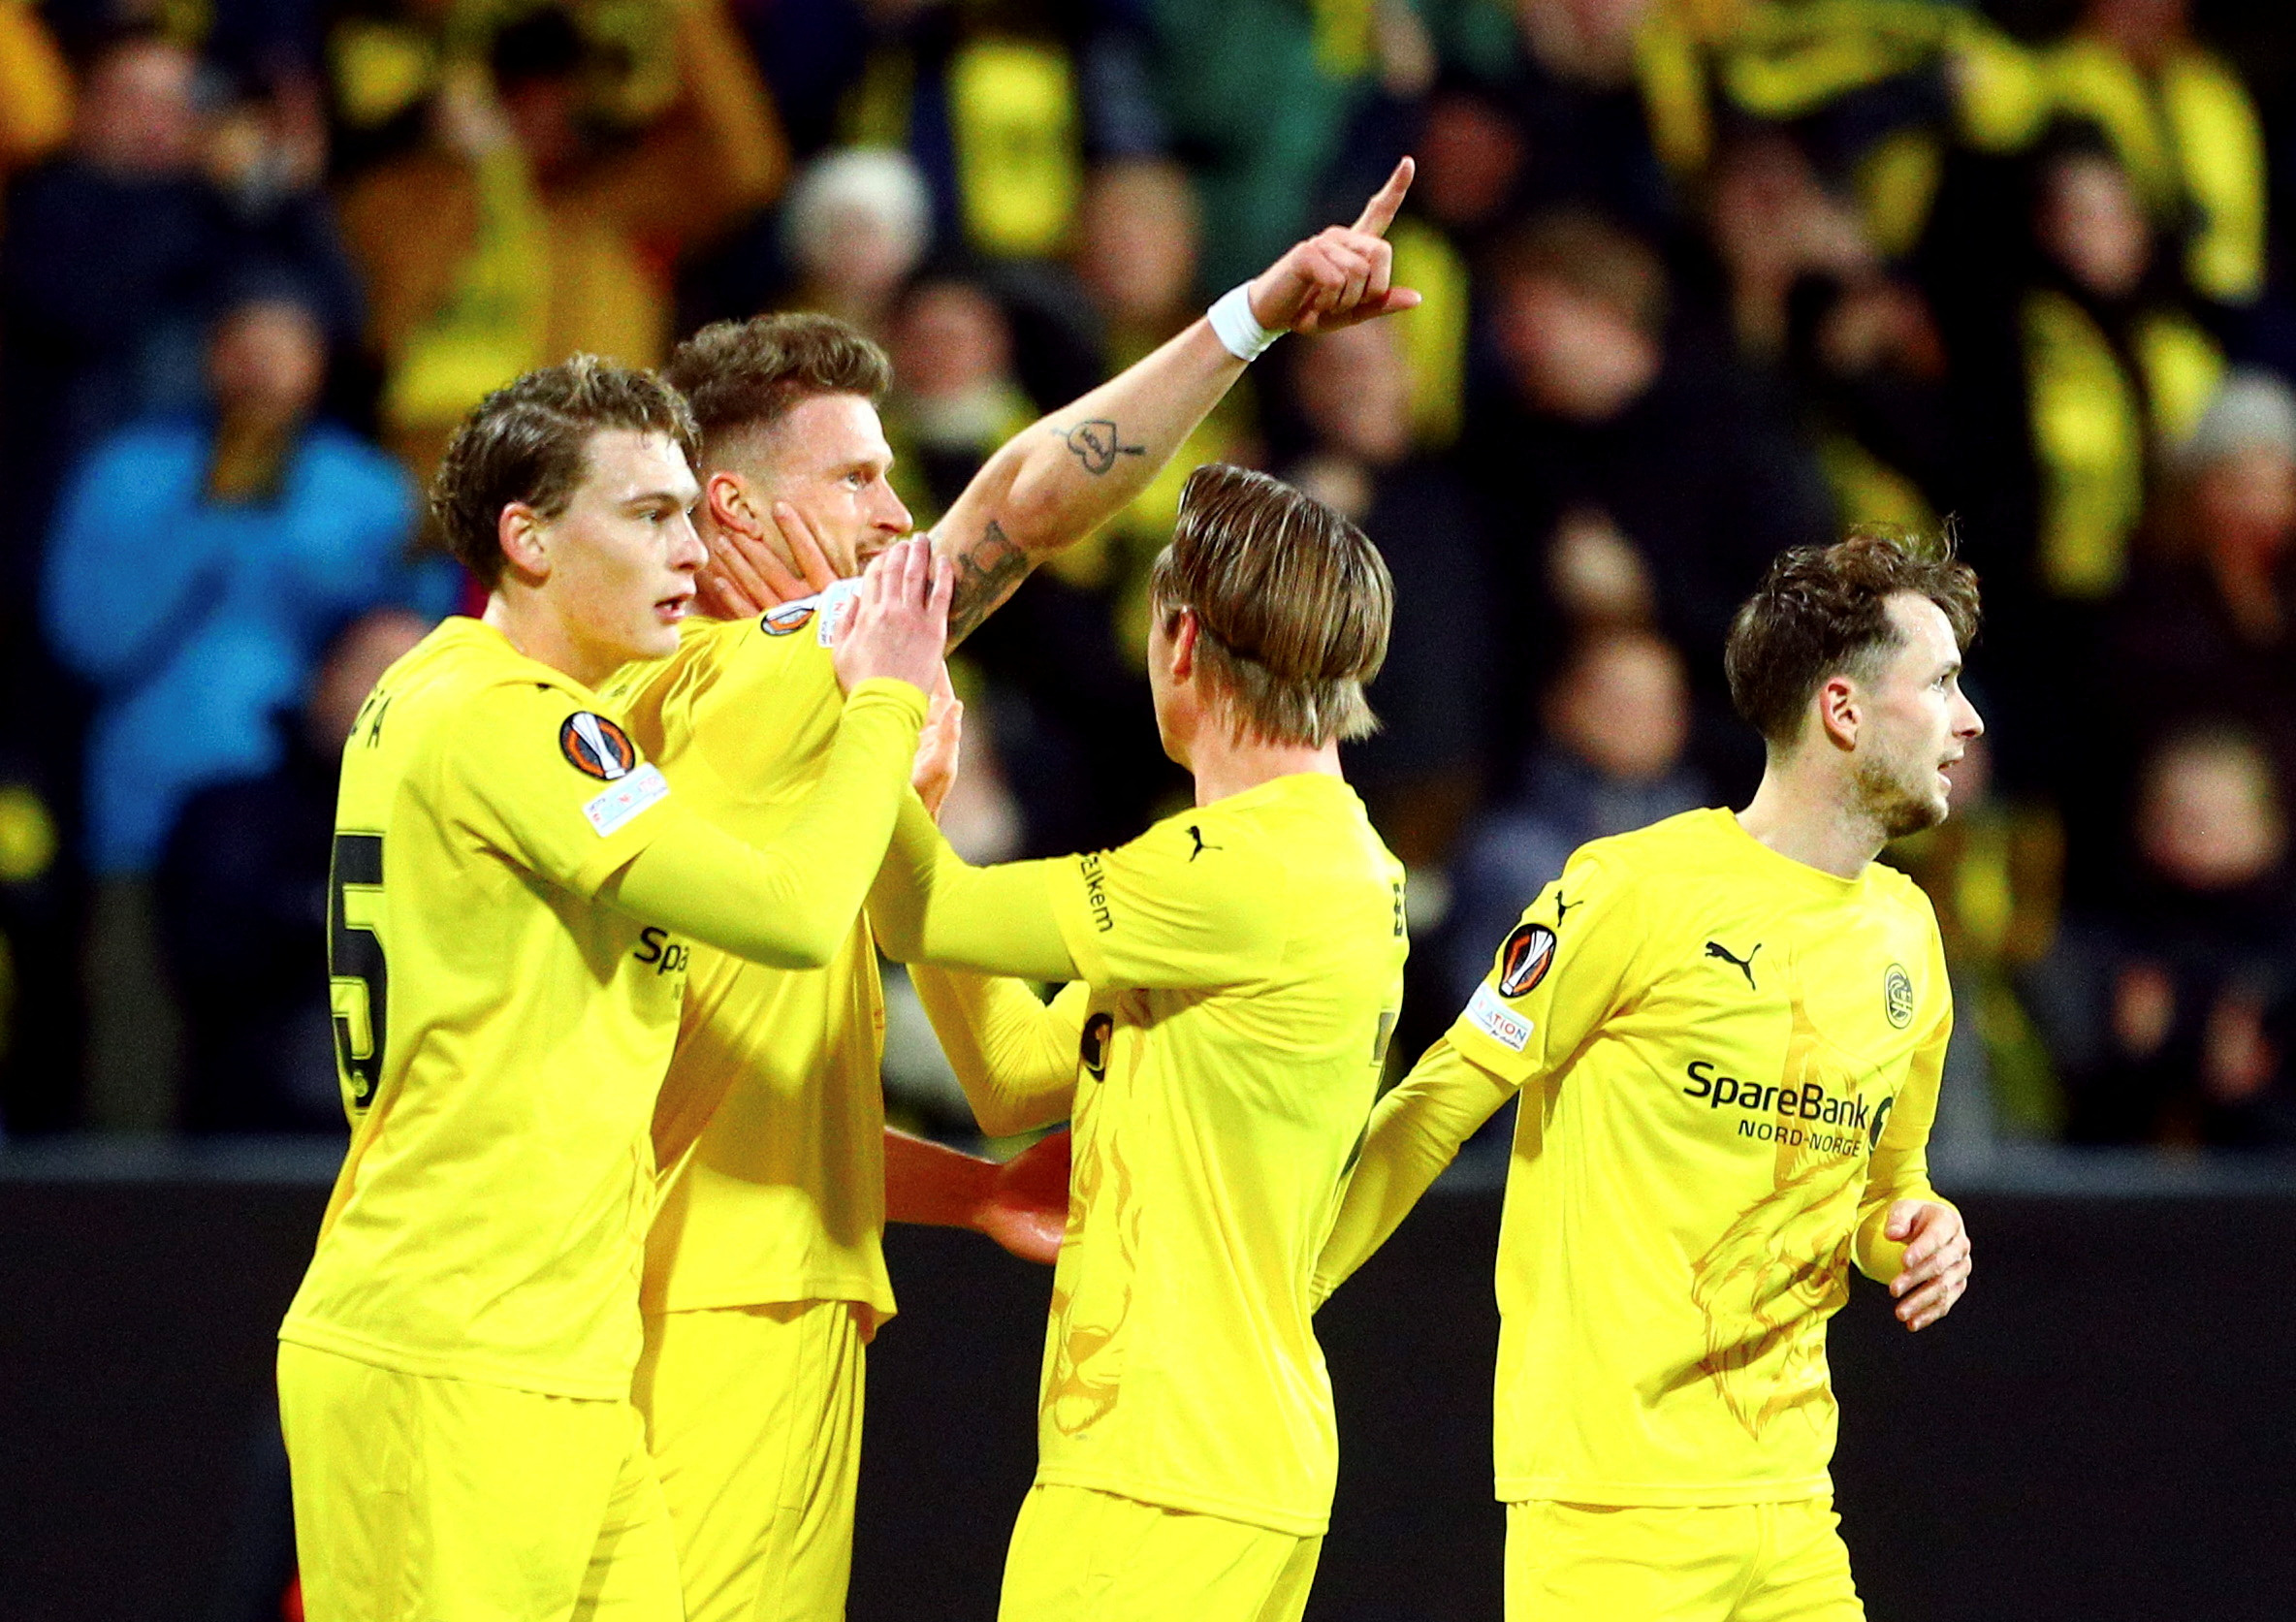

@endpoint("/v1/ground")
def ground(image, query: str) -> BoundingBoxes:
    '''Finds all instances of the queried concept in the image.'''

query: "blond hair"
[1149,464,1393,748]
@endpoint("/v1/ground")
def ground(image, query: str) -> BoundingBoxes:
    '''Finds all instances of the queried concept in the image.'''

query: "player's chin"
[1880,784,1949,841]
[630,603,686,654]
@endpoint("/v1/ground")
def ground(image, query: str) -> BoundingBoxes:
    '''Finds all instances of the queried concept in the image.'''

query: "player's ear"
[497,502,550,581]
[1168,609,1200,684]
[706,470,760,538]
[1816,673,1860,751]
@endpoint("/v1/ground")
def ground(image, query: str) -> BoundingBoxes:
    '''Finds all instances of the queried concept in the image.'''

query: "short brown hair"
[665,314,892,462]
[430,356,698,588]
[1725,524,1982,748]
[1484,208,1669,338]
[1148,464,1394,748]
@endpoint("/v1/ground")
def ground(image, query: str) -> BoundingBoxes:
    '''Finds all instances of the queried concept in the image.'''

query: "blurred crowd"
[2,0,2295,1151]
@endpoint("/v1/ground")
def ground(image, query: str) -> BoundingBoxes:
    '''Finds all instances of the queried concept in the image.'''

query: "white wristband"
[1207,282,1282,362]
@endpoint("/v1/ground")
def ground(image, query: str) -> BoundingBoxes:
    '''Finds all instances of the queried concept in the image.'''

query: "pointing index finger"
[1350,156,1416,239]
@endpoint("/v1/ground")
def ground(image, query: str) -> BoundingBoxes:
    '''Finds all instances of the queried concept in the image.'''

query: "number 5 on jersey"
[330,832,389,1109]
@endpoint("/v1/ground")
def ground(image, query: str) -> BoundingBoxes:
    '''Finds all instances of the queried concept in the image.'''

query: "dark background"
[2,1167,2289,1622]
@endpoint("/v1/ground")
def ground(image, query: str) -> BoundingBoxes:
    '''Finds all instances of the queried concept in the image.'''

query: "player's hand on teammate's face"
[697,499,843,619]
[1246,158,1423,336]
[975,1128,1070,1266]
[832,535,953,697]
[911,664,964,818]
[1885,1199,1971,1330]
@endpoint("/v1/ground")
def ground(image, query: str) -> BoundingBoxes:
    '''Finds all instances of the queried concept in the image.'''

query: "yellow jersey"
[1447,809,1952,1507]
[281,618,692,1400]
[1036,773,1407,1537]
[600,597,894,1320]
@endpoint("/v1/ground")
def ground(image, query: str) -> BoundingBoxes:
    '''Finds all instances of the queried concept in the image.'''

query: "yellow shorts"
[276,1342,678,1622]
[997,1482,1323,1622]
[632,1301,866,1622]
[1505,1498,1863,1622]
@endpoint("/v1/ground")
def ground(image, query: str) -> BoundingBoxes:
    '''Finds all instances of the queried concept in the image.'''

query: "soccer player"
[276,358,948,1622]
[864,463,1408,1622]
[605,162,1421,1622]
[1313,528,1983,1621]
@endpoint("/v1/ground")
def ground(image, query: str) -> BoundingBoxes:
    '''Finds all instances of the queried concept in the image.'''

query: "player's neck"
[1186,730,1343,807]
[1736,760,1885,881]
[482,590,620,692]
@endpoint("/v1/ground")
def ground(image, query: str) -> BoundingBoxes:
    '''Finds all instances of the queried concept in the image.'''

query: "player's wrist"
[1207,282,1283,361]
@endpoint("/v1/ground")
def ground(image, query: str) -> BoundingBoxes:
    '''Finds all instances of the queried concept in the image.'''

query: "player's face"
[534,428,704,672]
[757,394,913,575]
[1851,593,1983,839]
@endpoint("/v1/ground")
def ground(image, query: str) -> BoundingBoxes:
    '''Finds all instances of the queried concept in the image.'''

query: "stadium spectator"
[1444,626,1707,1009]
[1693,131,1960,538]
[1700,132,1876,366]
[2042,728,2296,1148]
[1377,80,1526,448]
[885,267,1036,521]
[1483,0,1709,241]
[779,145,934,338]
[2057,0,2269,314]
[2021,127,2222,599]
[339,0,783,479]
[1472,208,1833,787]
[158,609,429,1134]
[1945,125,2222,841]
[2101,368,2296,804]
[0,29,363,586]
[1281,318,1489,869]
[42,291,437,1129]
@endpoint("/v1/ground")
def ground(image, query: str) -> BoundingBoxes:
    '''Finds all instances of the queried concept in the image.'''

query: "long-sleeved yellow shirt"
[281,618,921,1398]
[1320,809,1953,1508]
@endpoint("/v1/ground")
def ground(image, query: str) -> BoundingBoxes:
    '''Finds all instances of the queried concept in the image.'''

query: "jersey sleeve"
[1313,1035,1517,1304]
[436,679,680,898]
[1044,817,1287,992]
[1445,845,1648,1087]
[1855,922,1955,1282]
[909,968,1085,1136]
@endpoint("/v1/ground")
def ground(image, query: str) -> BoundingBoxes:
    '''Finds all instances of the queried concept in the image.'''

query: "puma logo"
[1187,825,1222,862]
[1705,939,1761,990]
[1555,892,1579,927]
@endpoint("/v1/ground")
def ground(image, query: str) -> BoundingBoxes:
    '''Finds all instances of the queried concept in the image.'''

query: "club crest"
[1884,964,1915,1029]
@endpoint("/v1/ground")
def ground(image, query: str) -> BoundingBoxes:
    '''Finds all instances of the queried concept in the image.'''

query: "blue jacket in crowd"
[44,416,445,876]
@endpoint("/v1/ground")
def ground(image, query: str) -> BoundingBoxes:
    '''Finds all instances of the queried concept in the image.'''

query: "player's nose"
[873,481,913,536]
[667,512,707,573]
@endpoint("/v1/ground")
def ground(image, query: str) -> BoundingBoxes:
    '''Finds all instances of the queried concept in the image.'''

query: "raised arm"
[1313,1038,1516,1304]
[928,159,1420,644]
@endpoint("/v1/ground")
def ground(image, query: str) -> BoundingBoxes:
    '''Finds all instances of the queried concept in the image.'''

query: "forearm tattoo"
[1058,419,1145,475]
[946,518,1033,647]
